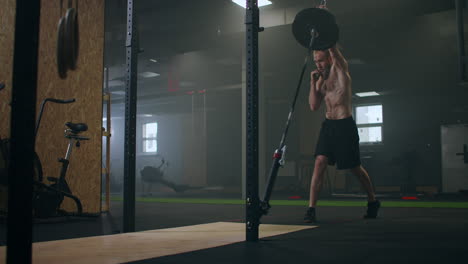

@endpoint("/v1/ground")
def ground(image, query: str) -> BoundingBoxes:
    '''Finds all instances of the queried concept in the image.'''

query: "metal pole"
[456,0,466,81]
[105,68,111,212]
[245,0,262,242]
[123,0,138,233]
[7,1,41,263]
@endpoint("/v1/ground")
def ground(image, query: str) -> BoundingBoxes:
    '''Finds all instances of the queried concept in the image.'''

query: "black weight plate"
[65,8,78,70]
[57,17,67,79]
[292,8,339,50]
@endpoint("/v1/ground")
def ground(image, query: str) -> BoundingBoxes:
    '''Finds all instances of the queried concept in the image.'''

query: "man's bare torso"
[318,65,352,120]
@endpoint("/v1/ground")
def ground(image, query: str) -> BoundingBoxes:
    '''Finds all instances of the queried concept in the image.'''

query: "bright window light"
[356,105,383,125]
[231,0,272,8]
[358,126,382,143]
[355,91,380,97]
[354,104,384,144]
[143,122,158,153]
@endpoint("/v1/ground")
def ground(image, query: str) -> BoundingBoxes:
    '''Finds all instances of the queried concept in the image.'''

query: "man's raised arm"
[329,45,348,70]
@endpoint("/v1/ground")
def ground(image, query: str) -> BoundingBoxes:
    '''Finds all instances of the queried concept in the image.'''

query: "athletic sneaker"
[364,200,381,219]
[304,207,316,223]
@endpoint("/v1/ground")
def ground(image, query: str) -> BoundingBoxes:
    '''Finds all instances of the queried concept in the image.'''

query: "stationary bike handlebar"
[44,98,76,104]
[35,98,76,138]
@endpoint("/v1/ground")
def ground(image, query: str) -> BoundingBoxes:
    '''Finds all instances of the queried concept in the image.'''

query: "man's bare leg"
[350,165,376,202]
[350,165,380,218]
[304,155,329,223]
[309,155,329,207]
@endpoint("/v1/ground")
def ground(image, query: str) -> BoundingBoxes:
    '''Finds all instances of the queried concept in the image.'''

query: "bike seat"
[66,122,88,133]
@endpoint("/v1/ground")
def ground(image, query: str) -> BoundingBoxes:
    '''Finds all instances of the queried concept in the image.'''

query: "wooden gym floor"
[1,198,468,263]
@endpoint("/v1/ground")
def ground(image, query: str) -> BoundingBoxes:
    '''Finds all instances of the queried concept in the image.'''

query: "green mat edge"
[109,197,468,208]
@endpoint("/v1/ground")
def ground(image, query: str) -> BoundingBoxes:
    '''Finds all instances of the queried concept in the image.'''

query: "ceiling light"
[139,72,160,78]
[355,91,380,97]
[150,59,158,63]
[231,0,272,8]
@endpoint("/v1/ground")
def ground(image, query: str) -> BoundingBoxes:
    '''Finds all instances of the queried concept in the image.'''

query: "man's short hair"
[313,49,330,57]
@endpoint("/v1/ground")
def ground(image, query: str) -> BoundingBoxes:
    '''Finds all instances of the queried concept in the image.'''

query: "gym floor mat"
[0,222,316,264]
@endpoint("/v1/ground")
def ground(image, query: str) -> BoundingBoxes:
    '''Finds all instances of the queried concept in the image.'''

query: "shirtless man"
[304,45,380,223]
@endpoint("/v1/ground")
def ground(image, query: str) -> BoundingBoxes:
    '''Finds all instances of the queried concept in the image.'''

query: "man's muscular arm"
[329,45,348,71]
[309,70,324,111]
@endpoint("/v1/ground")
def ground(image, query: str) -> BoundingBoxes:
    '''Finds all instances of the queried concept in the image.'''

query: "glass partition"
[103,1,468,231]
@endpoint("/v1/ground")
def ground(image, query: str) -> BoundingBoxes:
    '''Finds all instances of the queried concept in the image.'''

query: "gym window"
[143,122,158,153]
[354,104,383,144]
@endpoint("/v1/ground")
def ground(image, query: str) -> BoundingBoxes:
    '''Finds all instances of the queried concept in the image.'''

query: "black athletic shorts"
[314,116,361,170]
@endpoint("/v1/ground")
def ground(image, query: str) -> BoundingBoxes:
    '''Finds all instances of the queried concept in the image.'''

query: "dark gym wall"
[206,89,242,188]
[34,0,105,213]
[350,9,467,191]
[350,9,464,191]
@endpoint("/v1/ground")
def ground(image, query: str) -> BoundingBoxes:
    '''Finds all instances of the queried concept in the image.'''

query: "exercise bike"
[2,84,120,234]
[32,98,91,218]
[0,91,90,218]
